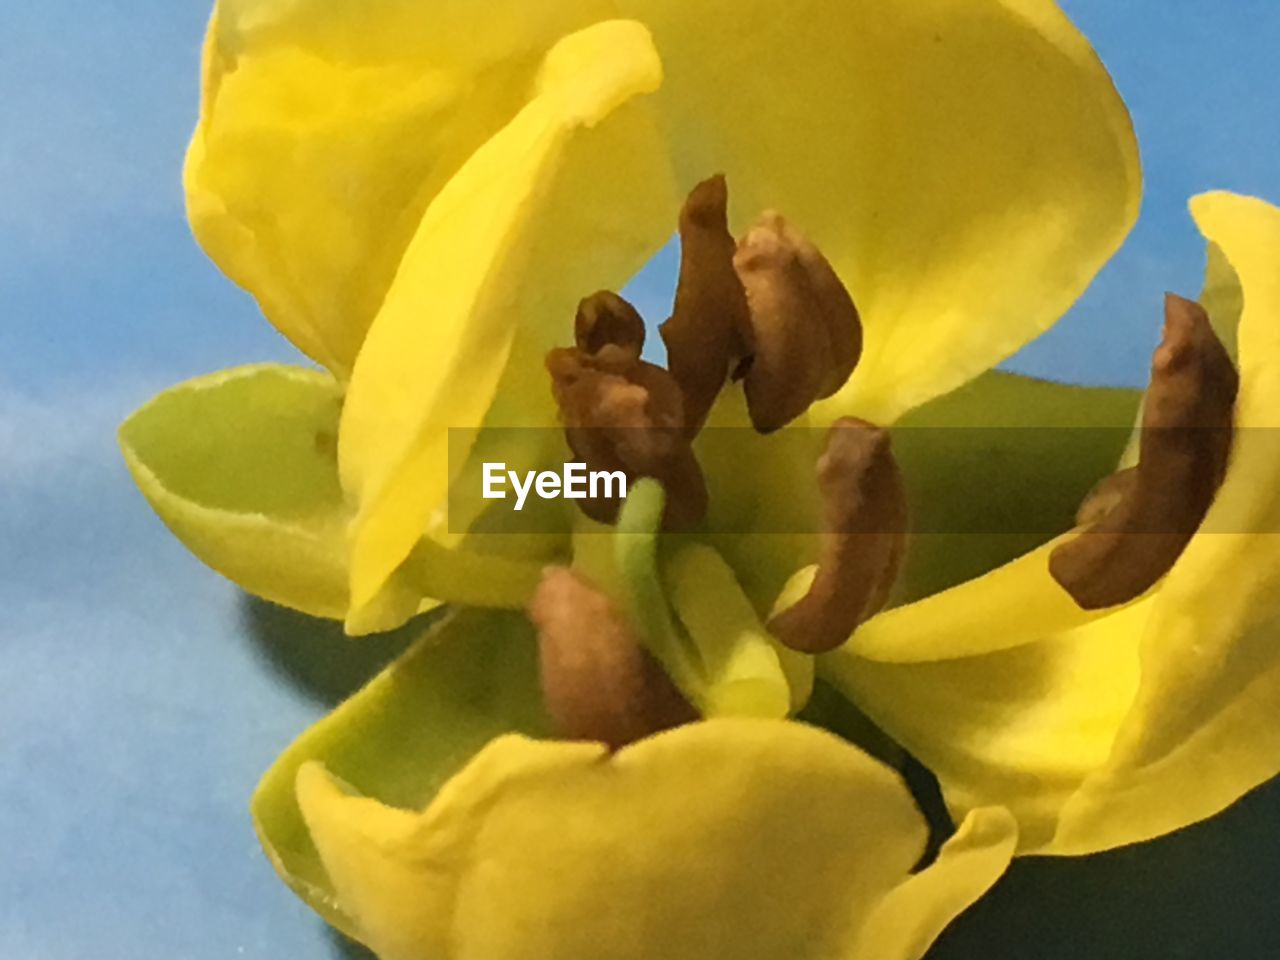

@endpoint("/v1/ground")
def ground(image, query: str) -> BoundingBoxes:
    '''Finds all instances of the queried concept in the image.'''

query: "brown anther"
[529,567,697,750]
[659,175,753,436]
[768,418,908,653]
[575,290,646,361]
[547,346,708,529]
[1050,293,1238,609]
[1074,467,1138,527]
[733,212,863,433]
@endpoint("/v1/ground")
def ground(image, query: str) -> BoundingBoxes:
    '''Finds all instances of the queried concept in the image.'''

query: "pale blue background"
[2,2,1279,957]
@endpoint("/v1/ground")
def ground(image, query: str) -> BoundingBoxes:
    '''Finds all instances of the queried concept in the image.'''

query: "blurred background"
[2,1,1279,957]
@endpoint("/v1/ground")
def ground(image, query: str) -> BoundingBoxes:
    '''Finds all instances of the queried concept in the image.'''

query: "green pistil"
[572,480,703,698]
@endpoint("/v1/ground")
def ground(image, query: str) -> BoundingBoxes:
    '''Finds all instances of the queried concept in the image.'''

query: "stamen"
[659,175,753,436]
[529,566,696,750]
[1050,293,1238,609]
[768,418,908,653]
[664,543,794,719]
[575,290,646,361]
[732,213,863,433]
[547,344,708,529]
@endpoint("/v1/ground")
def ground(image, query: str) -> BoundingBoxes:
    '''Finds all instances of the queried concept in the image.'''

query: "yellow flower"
[121,2,1222,951]
[822,191,1280,855]
[120,0,1138,635]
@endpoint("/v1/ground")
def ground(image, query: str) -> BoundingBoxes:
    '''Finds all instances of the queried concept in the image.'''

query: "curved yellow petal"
[252,608,550,936]
[1048,191,1280,853]
[119,364,351,619]
[1201,238,1243,358]
[824,599,1149,852]
[824,192,1280,855]
[339,20,678,620]
[296,719,1012,960]
[851,806,1018,959]
[846,537,1111,663]
[187,0,615,373]
[626,0,1140,423]
[194,0,1134,394]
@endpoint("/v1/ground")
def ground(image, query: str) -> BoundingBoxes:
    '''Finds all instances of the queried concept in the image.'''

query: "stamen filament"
[665,543,793,719]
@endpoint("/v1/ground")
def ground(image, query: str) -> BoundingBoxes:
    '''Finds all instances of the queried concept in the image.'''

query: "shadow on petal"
[326,927,376,960]
[238,593,431,707]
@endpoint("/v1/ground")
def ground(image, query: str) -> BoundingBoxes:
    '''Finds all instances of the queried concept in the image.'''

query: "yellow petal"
[823,192,1280,855]
[824,599,1149,852]
[1201,238,1243,358]
[1049,191,1280,853]
[339,20,678,619]
[252,608,551,937]
[187,0,616,373]
[627,0,1140,423]
[296,718,1013,960]
[119,364,351,619]
[845,537,1113,663]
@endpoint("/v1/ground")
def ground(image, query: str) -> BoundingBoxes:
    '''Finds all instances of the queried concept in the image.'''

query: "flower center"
[530,176,903,746]
[548,176,898,651]
[528,178,1239,749]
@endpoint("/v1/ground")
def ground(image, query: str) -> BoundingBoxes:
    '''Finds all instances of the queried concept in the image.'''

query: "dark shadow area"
[326,926,376,960]
[798,679,906,769]
[929,774,1280,959]
[803,677,1280,956]
[239,594,435,707]
[900,753,953,871]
